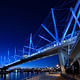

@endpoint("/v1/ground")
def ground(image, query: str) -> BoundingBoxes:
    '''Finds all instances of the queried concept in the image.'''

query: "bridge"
[69,32,80,69]
[0,0,80,74]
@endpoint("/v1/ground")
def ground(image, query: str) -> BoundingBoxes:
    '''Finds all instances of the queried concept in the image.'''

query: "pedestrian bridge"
[1,0,80,74]
[3,33,77,69]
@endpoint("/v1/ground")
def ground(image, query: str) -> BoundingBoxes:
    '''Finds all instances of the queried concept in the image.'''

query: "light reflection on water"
[0,72,40,80]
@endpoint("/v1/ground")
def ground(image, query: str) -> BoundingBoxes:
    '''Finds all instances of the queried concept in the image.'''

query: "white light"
[15,70,17,73]
[59,42,61,45]
[24,55,28,58]
[69,38,71,41]
[54,44,56,47]
[64,40,66,43]
[43,49,47,52]
[38,51,41,53]
[56,64,59,67]
[31,53,36,56]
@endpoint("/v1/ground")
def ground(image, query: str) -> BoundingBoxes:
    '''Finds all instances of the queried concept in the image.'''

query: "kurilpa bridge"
[1,0,80,74]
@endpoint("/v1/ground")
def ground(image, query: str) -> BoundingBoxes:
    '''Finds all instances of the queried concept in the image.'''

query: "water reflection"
[6,74,9,80]
[0,71,40,80]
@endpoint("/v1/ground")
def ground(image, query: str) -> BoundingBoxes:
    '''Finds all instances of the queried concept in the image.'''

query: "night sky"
[0,0,76,68]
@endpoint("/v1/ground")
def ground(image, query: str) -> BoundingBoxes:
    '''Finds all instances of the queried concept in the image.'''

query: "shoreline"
[26,72,66,80]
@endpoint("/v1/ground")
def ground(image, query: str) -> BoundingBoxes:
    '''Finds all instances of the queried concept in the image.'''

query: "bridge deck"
[3,37,76,69]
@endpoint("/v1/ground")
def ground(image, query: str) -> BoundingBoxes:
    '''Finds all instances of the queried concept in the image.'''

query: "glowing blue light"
[14,47,17,60]
[24,46,38,51]
[8,49,9,58]
[1,56,2,66]
[70,8,80,28]
[23,47,24,55]
[58,42,61,46]
[39,35,51,42]
[61,0,80,41]
[15,48,16,55]
[51,8,59,42]
[41,24,56,41]
[4,56,6,65]
[71,9,80,38]
[28,33,32,56]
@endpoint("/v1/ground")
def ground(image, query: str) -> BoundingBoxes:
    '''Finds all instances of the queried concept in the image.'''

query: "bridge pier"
[58,49,68,74]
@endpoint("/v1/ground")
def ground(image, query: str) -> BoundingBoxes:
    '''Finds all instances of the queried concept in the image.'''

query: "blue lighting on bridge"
[70,8,80,28]
[0,56,2,66]
[39,35,51,43]
[28,33,32,57]
[41,24,56,41]
[51,8,59,42]
[0,0,80,69]
[23,47,24,55]
[14,47,17,60]
[4,56,6,65]
[8,49,10,59]
[61,0,80,41]
[71,9,80,38]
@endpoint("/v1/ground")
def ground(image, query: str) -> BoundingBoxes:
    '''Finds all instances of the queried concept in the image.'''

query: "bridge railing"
[38,31,79,51]
[30,33,78,57]
[37,41,56,50]
[65,31,79,40]
[21,31,79,59]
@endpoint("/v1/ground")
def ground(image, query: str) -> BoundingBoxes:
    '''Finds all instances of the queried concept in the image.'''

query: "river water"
[0,72,40,80]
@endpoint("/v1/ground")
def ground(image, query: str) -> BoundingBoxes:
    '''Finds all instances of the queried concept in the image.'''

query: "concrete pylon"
[58,49,67,74]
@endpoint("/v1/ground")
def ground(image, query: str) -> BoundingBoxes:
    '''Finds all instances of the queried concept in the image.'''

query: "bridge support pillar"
[58,50,66,74]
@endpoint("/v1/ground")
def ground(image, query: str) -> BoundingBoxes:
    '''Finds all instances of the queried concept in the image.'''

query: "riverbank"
[27,72,66,80]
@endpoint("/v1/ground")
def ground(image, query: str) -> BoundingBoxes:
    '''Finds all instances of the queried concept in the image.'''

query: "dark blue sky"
[12,55,59,68]
[0,0,76,67]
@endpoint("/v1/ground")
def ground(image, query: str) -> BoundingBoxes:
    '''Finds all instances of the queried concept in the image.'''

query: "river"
[0,71,40,80]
